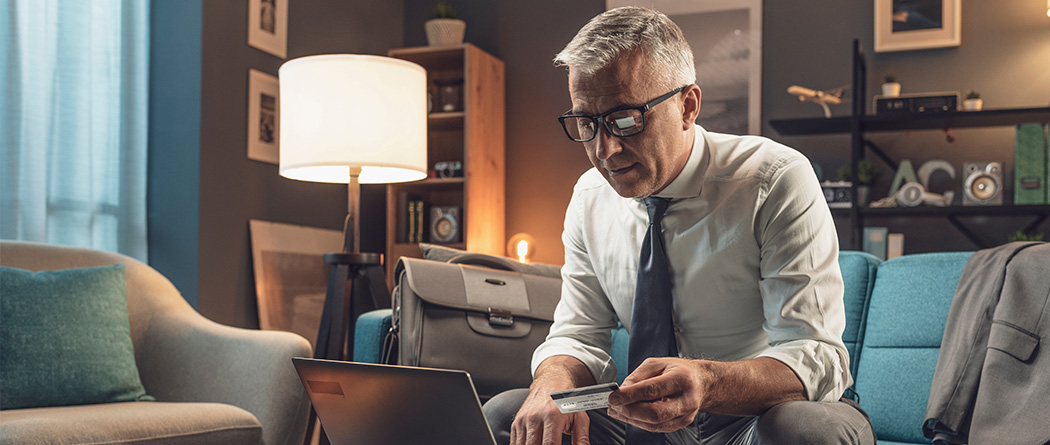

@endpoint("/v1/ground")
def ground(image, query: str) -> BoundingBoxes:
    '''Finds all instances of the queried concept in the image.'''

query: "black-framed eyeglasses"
[557,85,687,143]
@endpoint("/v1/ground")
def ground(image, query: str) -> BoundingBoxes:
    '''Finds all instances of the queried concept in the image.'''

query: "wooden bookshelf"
[385,44,506,286]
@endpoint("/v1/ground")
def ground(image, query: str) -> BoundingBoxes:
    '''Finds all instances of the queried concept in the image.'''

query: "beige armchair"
[0,241,312,444]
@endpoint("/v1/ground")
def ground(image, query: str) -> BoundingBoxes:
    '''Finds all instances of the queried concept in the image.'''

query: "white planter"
[882,82,901,97]
[963,98,983,111]
[425,19,465,46]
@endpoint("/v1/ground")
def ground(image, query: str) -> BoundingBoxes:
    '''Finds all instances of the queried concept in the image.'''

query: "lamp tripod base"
[304,252,389,445]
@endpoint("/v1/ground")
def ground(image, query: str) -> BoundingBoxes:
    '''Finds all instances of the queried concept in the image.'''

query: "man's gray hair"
[554,6,696,90]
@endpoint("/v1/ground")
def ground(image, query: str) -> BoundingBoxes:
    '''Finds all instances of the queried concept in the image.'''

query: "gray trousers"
[483,388,875,445]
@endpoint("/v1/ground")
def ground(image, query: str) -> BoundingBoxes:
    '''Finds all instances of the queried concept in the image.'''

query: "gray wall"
[197,0,403,327]
[150,0,403,328]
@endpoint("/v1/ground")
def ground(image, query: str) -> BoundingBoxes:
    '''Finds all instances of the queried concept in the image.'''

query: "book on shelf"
[1014,123,1049,205]
[405,199,428,243]
[863,227,888,260]
[887,233,904,260]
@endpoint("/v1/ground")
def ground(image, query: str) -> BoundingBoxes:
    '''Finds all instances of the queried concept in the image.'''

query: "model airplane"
[787,85,845,118]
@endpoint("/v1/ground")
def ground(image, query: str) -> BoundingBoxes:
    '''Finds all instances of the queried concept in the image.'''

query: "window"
[1,1,149,259]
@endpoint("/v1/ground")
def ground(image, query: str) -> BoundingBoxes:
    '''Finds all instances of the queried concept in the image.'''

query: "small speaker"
[429,206,460,243]
[962,162,1003,206]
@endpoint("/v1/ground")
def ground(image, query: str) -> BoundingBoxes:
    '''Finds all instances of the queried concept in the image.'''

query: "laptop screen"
[293,358,497,445]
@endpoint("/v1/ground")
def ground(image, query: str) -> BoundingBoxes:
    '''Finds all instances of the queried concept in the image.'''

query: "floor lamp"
[279,55,427,445]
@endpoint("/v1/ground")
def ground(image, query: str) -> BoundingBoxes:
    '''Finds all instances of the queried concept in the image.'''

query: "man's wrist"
[533,355,597,392]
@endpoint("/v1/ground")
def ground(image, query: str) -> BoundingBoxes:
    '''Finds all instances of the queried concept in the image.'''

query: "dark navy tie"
[626,197,678,444]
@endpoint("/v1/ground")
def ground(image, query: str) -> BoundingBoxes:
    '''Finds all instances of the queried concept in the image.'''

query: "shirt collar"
[649,124,708,200]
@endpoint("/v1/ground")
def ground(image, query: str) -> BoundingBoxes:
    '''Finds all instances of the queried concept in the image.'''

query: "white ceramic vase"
[963,98,983,111]
[425,19,465,46]
[882,82,901,97]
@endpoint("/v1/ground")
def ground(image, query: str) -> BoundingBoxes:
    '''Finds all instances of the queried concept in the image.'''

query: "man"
[483,6,875,445]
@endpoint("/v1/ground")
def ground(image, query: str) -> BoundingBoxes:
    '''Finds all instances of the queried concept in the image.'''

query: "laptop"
[292,357,498,445]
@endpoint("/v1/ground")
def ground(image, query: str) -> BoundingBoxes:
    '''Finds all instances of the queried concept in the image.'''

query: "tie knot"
[643,197,671,225]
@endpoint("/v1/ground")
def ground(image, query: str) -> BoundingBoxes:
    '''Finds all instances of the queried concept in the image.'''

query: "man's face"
[568,52,692,199]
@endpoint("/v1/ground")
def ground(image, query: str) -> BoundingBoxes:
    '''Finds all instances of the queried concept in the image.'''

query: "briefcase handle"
[448,253,518,272]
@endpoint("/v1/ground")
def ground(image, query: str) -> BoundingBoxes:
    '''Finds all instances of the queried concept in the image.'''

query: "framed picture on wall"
[875,0,961,53]
[249,219,343,349]
[247,69,279,164]
[248,0,288,58]
[606,0,763,136]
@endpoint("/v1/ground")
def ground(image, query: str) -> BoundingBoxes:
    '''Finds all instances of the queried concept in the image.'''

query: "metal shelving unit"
[771,40,1050,250]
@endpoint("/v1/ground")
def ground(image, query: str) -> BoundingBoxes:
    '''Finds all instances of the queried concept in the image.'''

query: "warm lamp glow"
[507,233,536,263]
[278,54,428,184]
[516,240,530,262]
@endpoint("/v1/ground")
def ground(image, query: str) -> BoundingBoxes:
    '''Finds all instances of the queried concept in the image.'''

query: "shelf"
[770,116,851,135]
[393,177,465,190]
[389,45,465,72]
[832,205,1050,218]
[429,111,465,131]
[770,107,1050,136]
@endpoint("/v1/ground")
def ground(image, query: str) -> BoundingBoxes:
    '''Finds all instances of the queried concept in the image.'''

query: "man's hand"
[606,356,808,432]
[605,358,706,432]
[512,356,598,445]
[511,382,591,445]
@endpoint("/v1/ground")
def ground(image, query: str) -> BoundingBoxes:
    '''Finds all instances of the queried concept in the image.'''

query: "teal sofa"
[355,250,974,444]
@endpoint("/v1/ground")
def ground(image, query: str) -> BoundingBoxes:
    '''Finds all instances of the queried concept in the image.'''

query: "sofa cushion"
[0,264,152,409]
[0,401,262,445]
[855,252,971,444]
[838,251,882,383]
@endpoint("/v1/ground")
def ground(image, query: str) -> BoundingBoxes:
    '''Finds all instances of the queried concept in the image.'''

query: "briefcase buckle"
[488,308,514,327]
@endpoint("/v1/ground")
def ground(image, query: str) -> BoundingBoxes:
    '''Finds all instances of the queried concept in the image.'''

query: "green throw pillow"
[0,264,153,410]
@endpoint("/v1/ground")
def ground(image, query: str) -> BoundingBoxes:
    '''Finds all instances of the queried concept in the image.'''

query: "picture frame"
[875,0,961,53]
[247,0,288,58]
[606,0,763,136]
[247,69,279,164]
[249,219,343,349]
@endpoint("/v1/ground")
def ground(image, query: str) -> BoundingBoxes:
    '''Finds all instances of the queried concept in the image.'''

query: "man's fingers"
[541,419,563,445]
[569,412,591,445]
[611,373,684,406]
[620,358,666,387]
[607,403,696,433]
[511,400,586,445]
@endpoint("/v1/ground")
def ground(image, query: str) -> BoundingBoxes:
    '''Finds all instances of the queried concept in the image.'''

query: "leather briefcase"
[387,255,561,400]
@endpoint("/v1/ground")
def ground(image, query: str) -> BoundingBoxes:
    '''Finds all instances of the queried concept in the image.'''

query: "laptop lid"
[293,358,497,445]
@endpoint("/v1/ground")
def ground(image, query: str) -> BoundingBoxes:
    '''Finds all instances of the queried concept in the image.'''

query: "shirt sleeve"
[752,156,852,402]
[531,185,621,384]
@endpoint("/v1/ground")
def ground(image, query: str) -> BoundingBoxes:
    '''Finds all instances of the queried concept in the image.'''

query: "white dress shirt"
[532,125,851,402]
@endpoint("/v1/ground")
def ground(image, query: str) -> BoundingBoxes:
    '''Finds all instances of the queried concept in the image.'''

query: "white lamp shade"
[278,54,428,184]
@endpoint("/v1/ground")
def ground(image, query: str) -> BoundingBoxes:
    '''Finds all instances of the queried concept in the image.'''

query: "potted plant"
[1008,230,1045,242]
[838,159,882,206]
[882,74,901,97]
[425,2,465,47]
[963,90,983,111]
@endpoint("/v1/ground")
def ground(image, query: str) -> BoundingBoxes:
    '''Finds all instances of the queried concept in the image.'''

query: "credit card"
[549,382,619,414]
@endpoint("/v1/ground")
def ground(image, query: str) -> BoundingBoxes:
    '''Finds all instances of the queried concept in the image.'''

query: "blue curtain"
[1,0,149,260]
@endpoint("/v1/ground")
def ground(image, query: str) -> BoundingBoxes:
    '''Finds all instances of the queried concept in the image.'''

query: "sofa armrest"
[354,309,393,363]
[137,308,312,445]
